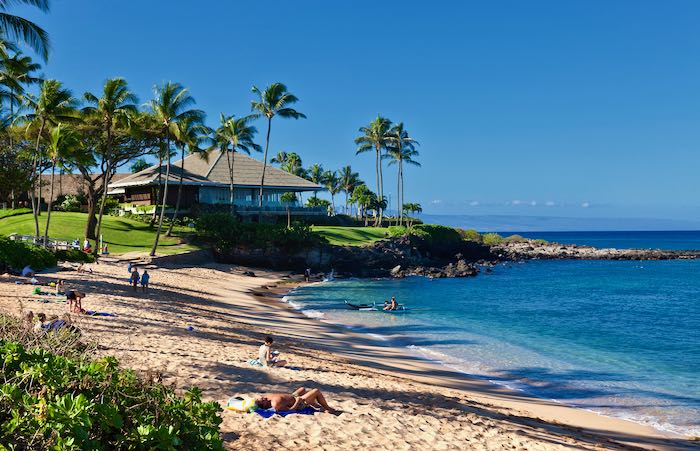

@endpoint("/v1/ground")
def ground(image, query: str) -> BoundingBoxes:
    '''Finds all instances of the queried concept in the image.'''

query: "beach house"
[108,150,323,216]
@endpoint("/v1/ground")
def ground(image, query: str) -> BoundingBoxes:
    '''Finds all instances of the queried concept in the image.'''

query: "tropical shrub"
[481,233,504,245]
[502,234,527,243]
[196,213,325,253]
[55,248,95,263]
[60,194,84,212]
[0,315,223,450]
[103,196,120,214]
[0,237,57,272]
[413,224,462,245]
[306,197,331,209]
[387,226,408,238]
[458,228,482,243]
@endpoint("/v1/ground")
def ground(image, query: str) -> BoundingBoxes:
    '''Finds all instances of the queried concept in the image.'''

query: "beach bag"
[226,396,257,413]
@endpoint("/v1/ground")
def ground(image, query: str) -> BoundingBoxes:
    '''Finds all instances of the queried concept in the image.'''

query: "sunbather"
[254,387,337,414]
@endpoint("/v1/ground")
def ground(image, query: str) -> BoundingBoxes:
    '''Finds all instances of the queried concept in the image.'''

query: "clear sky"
[13,0,700,222]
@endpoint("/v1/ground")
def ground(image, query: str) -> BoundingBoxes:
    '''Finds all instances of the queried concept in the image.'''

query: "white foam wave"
[301,309,325,319]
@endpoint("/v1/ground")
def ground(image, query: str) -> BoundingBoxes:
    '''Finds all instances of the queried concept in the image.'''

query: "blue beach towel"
[255,407,317,418]
[85,311,117,317]
[248,359,263,367]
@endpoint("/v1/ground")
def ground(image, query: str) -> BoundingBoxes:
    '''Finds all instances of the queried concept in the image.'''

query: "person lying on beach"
[255,387,337,414]
[66,290,86,313]
[259,336,287,367]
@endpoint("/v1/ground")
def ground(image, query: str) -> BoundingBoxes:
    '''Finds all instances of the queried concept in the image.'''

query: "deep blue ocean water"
[286,231,700,436]
[508,230,700,250]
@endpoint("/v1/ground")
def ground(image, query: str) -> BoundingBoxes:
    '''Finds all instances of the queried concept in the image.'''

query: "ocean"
[285,231,700,437]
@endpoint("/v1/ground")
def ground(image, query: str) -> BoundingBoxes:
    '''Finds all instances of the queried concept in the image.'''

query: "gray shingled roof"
[110,151,321,191]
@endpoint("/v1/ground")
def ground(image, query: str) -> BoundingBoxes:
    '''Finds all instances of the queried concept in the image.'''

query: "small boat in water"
[344,301,410,313]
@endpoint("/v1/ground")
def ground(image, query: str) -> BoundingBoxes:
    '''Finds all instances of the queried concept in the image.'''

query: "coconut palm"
[281,152,305,177]
[270,151,288,166]
[280,191,297,228]
[23,79,77,236]
[0,0,51,61]
[385,122,420,225]
[339,165,360,215]
[307,163,324,199]
[82,77,138,246]
[0,50,41,120]
[355,115,392,223]
[322,170,341,215]
[402,202,422,227]
[43,122,77,243]
[166,116,210,236]
[147,82,204,256]
[250,82,305,220]
[212,113,261,214]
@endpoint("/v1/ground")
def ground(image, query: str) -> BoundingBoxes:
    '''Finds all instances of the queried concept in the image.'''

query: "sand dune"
[1,261,695,450]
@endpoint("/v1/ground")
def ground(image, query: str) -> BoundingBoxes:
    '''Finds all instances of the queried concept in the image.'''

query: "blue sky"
[14,0,700,222]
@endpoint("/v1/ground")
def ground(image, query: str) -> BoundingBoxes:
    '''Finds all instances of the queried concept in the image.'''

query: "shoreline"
[257,279,695,450]
[1,261,696,450]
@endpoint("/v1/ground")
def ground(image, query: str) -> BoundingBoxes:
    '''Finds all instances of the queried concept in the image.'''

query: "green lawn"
[0,211,198,255]
[312,226,389,246]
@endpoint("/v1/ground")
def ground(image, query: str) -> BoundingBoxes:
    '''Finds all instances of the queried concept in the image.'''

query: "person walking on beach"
[141,270,150,292]
[259,336,287,367]
[304,268,311,282]
[130,268,140,292]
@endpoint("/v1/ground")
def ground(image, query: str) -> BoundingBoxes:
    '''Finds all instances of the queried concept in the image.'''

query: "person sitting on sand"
[33,312,47,333]
[141,270,150,292]
[384,296,398,311]
[66,290,86,313]
[255,387,337,414]
[130,268,140,292]
[259,336,287,367]
[21,265,35,277]
[83,239,91,253]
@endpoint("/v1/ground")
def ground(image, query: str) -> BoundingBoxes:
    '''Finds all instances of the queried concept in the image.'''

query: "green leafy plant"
[482,232,504,245]
[0,237,57,272]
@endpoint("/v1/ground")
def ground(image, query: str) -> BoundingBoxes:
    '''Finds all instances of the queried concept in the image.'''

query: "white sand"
[1,261,695,450]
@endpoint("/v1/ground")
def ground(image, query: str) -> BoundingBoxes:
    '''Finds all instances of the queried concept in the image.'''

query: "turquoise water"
[287,257,700,436]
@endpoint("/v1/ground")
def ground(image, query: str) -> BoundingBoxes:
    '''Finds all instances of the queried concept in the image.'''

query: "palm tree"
[166,116,210,236]
[322,170,340,215]
[385,122,420,225]
[23,79,77,237]
[270,151,288,166]
[402,202,422,227]
[0,50,41,121]
[148,82,204,256]
[43,122,77,244]
[355,115,392,224]
[213,113,261,214]
[82,78,138,247]
[307,163,324,199]
[339,165,360,215]
[250,82,306,220]
[0,0,51,61]
[280,192,297,228]
[281,152,305,177]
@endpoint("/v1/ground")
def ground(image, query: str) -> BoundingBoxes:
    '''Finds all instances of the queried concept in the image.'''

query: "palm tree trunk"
[94,162,112,256]
[151,134,172,256]
[150,153,163,225]
[166,145,185,236]
[330,193,335,215]
[43,160,56,246]
[378,149,384,225]
[286,206,291,228]
[31,119,46,238]
[258,116,272,222]
[226,147,235,215]
[400,162,405,227]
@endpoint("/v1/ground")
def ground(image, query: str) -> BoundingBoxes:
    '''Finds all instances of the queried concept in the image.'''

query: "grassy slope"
[312,226,389,246]
[0,211,197,255]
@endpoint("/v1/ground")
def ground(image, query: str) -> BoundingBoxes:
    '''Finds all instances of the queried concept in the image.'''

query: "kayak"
[345,301,409,313]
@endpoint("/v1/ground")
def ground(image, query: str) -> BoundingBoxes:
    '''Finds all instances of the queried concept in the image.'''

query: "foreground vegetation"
[0,314,223,450]
[0,211,197,255]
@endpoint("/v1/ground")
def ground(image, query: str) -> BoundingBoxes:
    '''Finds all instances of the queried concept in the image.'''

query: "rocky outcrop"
[493,241,700,261]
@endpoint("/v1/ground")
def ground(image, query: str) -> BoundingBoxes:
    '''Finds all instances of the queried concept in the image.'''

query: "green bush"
[0,237,57,272]
[413,224,462,245]
[482,232,504,245]
[196,213,325,253]
[0,336,223,450]
[457,228,482,243]
[60,195,84,212]
[55,248,96,263]
[387,226,408,238]
[103,197,120,214]
[503,234,527,243]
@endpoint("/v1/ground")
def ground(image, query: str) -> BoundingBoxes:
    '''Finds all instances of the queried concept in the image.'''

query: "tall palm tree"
[0,50,41,120]
[43,122,77,244]
[213,113,261,214]
[339,165,360,215]
[0,0,51,61]
[355,115,392,224]
[323,170,340,215]
[82,77,138,247]
[270,151,288,166]
[281,152,305,177]
[23,79,77,237]
[385,122,420,225]
[148,82,203,256]
[250,82,305,220]
[307,163,324,199]
[166,116,210,236]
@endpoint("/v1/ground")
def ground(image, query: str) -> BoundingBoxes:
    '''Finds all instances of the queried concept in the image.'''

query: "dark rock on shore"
[493,241,700,261]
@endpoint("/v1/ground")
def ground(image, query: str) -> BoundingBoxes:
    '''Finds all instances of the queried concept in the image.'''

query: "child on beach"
[258,336,287,367]
[130,268,140,292]
[141,270,150,292]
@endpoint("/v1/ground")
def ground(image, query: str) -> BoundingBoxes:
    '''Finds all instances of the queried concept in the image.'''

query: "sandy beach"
[1,259,696,450]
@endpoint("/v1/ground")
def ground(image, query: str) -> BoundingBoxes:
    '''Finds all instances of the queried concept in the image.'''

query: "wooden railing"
[8,233,80,251]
